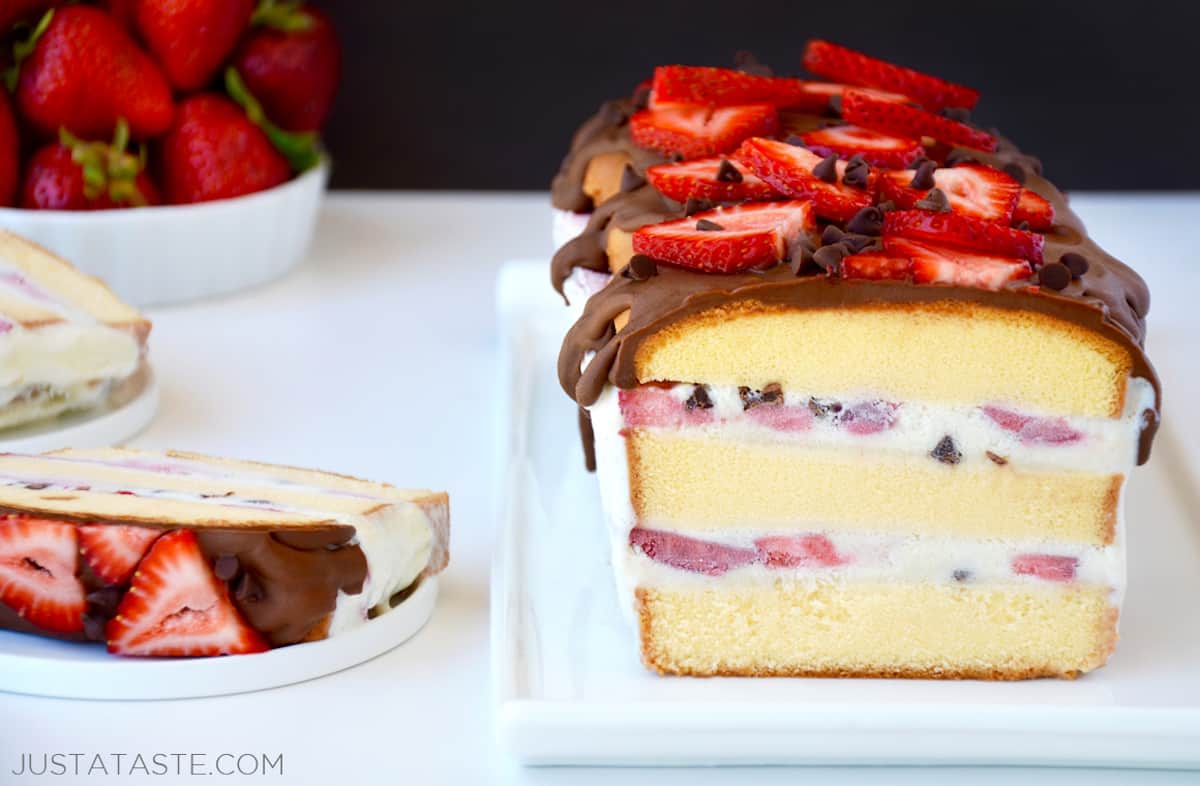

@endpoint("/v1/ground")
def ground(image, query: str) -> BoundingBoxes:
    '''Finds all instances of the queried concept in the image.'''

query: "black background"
[317,1,1200,192]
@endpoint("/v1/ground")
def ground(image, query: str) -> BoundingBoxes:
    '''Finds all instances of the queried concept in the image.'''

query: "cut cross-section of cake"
[554,40,1159,679]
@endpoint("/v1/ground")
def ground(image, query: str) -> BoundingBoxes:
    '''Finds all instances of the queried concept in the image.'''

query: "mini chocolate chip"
[842,159,870,189]
[83,613,107,641]
[86,586,123,613]
[734,50,773,77]
[213,554,240,581]
[623,254,658,281]
[1002,162,1027,185]
[696,218,724,231]
[670,152,685,162]
[840,233,877,254]
[813,244,848,273]
[631,84,651,111]
[24,482,50,490]
[715,158,743,183]
[930,435,962,465]
[785,134,807,147]
[619,164,646,193]
[941,107,971,123]
[986,451,1009,466]
[235,572,264,603]
[952,569,971,582]
[1061,251,1089,278]
[915,187,951,213]
[846,205,884,236]
[808,397,843,418]
[685,385,713,411]
[821,225,845,246]
[684,197,715,216]
[1038,262,1071,290]
[812,153,839,183]
[1014,220,1031,231]
[945,149,976,167]
[828,93,843,114]
[740,383,783,410]
[910,159,937,190]
[789,237,817,275]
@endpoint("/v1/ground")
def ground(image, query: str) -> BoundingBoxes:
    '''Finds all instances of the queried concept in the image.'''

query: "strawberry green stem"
[4,8,54,93]
[225,67,322,172]
[60,118,151,207]
[251,0,315,32]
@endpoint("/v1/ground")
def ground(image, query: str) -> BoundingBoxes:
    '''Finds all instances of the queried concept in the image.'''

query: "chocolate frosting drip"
[550,97,668,212]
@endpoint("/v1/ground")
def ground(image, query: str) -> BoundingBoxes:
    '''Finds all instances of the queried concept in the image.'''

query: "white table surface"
[1,191,1197,786]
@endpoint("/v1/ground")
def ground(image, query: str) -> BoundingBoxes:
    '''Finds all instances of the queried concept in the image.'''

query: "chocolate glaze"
[552,112,1160,464]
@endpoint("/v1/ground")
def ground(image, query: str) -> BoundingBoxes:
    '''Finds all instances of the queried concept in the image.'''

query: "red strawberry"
[644,156,780,203]
[230,2,340,132]
[106,529,268,656]
[799,125,923,169]
[630,104,778,160]
[619,387,715,429]
[630,528,757,576]
[803,39,980,111]
[842,89,996,151]
[134,0,255,91]
[734,137,873,221]
[755,534,849,568]
[21,121,161,210]
[884,210,1044,263]
[839,400,898,434]
[78,524,161,586]
[841,252,911,281]
[14,6,174,140]
[981,406,1082,445]
[159,93,290,204]
[650,65,828,112]
[1011,554,1078,582]
[97,0,139,31]
[785,81,912,108]
[0,89,17,207]
[632,200,815,273]
[878,163,1021,223]
[884,236,1032,290]
[1013,188,1055,230]
[0,515,85,633]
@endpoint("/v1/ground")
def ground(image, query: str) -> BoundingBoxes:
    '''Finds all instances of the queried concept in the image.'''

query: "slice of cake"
[0,230,150,430]
[555,41,1159,679]
[0,448,449,656]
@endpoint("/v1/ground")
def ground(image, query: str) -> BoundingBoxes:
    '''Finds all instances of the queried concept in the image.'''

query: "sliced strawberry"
[799,125,923,169]
[619,387,715,429]
[884,210,1044,263]
[838,400,899,435]
[106,530,268,657]
[650,66,826,111]
[791,81,913,107]
[755,534,849,568]
[78,524,161,586]
[841,252,911,281]
[630,104,778,160]
[734,137,873,221]
[981,406,1082,445]
[842,90,996,151]
[747,404,814,431]
[630,528,757,576]
[878,164,1021,223]
[644,156,780,203]
[632,200,815,273]
[1011,554,1078,582]
[0,515,85,633]
[802,39,980,112]
[884,236,1032,290]
[1013,188,1055,230]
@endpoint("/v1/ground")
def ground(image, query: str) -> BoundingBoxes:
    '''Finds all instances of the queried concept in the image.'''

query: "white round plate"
[0,370,159,453]
[0,577,437,700]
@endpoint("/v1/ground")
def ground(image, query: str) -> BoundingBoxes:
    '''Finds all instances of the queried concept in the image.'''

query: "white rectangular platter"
[491,260,1200,767]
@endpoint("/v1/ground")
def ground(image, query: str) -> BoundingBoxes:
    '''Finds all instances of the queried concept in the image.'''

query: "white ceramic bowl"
[0,159,329,307]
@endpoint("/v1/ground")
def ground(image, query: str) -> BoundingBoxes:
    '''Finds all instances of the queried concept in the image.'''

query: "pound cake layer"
[636,582,1116,678]
[627,431,1119,544]
[634,303,1131,419]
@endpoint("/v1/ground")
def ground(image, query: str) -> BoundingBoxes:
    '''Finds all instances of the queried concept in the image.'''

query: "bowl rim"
[0,157,330,223]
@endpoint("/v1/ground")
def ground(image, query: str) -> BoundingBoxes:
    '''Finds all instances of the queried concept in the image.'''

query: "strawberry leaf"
[225,67,322,172]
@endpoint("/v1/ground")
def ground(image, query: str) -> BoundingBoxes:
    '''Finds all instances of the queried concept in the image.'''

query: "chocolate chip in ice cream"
[930,435,962,465]
[685,385,713,411]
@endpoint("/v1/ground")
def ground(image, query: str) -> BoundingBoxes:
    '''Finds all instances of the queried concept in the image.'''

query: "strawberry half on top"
[78,524,161,586]
[879,163,1022,223]
[0,515,85,634]
[106,529,267,657]
[842,89,996,151]
[799,125,924,169]
[644,156,780,203]
[650,65,829,112]
[630,104,778,160]
[802,39,980,112]
[884,209,1045,264]
[632,200,815,273]
[882,235,1032,289]
[734,137,874,221]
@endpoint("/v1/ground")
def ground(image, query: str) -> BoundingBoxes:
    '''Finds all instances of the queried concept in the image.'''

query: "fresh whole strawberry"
[134,0,255,91]
[106,529,268,656]
[632,200,815,273]
[21,120,161,210]
[13,6,174,140]
[0,90,17,207]
[97,0,139,32]
[0,0,62,35]
[159,93,291,204]
[231,0,341,132]
[0,514,85,633]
